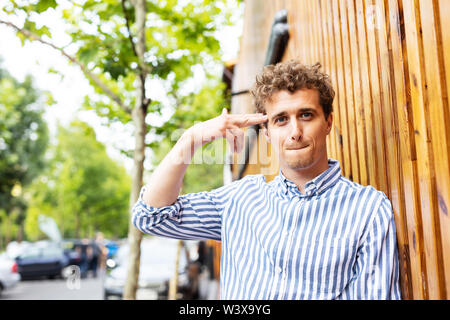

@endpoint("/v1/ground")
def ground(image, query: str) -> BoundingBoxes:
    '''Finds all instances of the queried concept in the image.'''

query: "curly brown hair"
[251,60,335,120]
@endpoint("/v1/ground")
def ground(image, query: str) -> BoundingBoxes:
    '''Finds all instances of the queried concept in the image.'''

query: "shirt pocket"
[298,237,357,297]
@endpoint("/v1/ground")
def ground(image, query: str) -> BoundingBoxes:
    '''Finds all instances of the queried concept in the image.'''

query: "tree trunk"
[168,240,183,300]
[123,0,147,300]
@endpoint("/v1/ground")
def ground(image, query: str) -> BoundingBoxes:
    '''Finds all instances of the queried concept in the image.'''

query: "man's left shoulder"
[340,177,393,214]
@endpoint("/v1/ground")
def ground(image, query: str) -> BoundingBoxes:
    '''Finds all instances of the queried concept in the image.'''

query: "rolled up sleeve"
[132,181,239,241]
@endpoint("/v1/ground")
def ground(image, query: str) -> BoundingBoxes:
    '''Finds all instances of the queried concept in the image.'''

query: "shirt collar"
[276,158,342,197]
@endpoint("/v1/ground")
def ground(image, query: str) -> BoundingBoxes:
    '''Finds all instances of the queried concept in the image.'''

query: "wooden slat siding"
[332,0,353,179]
[284,3,300,63]
[300,0,312,65]
[313,0,337,161]
[305,0,316,65]
[338,0,362,184]
[402,0,443,299]
[374,0,397,199]
[386,0,417,299]
[308,0,330,158]
[364,0,389,193]
[436,0,450,295]
[322,0,345,171]
[355,0,378,188]
[418,0,448,298]
[376,0,413,299]
[346,0,369,186]
[398,0,430,300]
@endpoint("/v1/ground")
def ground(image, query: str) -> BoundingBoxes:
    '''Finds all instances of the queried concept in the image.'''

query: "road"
[0,275,104,300]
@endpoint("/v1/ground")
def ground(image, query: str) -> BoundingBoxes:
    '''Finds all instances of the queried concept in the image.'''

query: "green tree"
[25,120,131,240]
[0,0,238,298]
[0,64,49,249]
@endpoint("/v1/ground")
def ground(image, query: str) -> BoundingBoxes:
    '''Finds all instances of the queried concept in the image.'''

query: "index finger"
[229,113,268,127]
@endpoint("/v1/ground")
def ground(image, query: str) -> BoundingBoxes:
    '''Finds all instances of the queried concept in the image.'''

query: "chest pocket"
[297,237,358,297]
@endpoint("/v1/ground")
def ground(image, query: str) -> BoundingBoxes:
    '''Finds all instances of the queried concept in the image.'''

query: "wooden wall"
[231,0,450,300]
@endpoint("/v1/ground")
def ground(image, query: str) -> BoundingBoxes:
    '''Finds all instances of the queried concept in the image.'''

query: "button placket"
[278,197,304,298]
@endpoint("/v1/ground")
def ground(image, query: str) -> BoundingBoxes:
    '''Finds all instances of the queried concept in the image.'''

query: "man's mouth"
[286,144,309,150]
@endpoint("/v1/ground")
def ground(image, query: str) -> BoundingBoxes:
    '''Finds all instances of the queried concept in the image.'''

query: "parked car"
[0,252,21,296]
[15,242,69,280]
[103,237,196,300]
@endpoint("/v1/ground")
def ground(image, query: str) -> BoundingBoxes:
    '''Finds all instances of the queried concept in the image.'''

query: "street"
[0,276,103,300]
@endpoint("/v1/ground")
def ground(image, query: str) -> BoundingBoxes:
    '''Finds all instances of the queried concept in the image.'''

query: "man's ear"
[326,113,333,135]
[263,125,271,143]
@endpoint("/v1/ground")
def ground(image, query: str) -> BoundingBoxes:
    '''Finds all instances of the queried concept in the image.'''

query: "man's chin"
[284,158,315,171]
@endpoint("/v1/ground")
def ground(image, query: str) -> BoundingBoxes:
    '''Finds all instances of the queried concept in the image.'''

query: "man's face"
[263,89,332,172]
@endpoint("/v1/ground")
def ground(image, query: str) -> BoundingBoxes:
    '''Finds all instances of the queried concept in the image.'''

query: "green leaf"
[34,0,57,13]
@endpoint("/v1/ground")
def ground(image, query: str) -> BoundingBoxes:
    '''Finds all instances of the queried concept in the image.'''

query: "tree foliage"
[25,120,131,240]
[0,64,49,247]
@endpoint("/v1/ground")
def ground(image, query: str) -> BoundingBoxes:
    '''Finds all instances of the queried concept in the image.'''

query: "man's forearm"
[142,128,198,208]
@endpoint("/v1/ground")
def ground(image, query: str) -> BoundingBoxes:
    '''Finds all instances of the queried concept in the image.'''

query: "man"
[132,60,401,300]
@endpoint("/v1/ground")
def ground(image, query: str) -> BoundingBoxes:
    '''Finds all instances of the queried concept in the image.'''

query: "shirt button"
[275,266,283,274]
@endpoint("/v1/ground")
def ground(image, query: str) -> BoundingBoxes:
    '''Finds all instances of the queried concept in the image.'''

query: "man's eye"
[301,112,313,119]
[274,116,287,123]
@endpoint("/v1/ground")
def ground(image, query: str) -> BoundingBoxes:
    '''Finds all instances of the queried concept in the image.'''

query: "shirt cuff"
[133,185,182,222]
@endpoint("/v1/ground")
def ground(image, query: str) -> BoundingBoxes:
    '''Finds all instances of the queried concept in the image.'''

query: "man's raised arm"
[142,109,268,208]
[132,109,267,240]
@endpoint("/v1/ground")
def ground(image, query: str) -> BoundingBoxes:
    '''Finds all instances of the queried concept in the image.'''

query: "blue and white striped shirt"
[132,159,401,300]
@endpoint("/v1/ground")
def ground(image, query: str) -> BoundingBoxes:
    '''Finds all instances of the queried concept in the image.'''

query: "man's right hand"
[188,108,268,153]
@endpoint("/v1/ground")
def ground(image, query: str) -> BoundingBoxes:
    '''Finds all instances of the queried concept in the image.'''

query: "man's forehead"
[265,89,321,114]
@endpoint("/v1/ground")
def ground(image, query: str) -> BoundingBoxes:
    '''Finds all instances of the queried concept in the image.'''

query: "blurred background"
[0,0,243,300]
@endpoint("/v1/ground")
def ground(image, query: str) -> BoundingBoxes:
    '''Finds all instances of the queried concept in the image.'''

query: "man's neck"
[281,158,330,194]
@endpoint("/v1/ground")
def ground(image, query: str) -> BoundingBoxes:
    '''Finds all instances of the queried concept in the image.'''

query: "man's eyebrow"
[298,107,317,113]
[270,107,317,120]
[271,111,288,120]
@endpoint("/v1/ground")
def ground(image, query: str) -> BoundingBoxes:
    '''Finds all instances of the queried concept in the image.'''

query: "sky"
[0,1,243,174]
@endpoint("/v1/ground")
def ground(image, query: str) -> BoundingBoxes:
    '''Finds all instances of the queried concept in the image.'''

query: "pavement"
[0,275,103,300]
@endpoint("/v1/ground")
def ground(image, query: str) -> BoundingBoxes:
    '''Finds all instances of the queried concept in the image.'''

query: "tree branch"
[121,0,139,58]
[121,0,151,110]
[0,19,132,114]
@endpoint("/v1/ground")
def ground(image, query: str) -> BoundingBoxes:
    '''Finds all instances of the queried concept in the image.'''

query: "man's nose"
[290,120,302,141]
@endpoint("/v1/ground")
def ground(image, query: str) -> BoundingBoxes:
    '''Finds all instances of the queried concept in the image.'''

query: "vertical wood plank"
[339,0,361,183]
[364,0,389,192]
[418,0,448,299]
[378,0,413,299]
[346,0,369,186]
[332,0,353,179]
[436,0,450,298]
[313,0,336,161]
[386,0,425,300]
[354,0,378,188]
[322,0,345,168]
[403,0,444,299]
